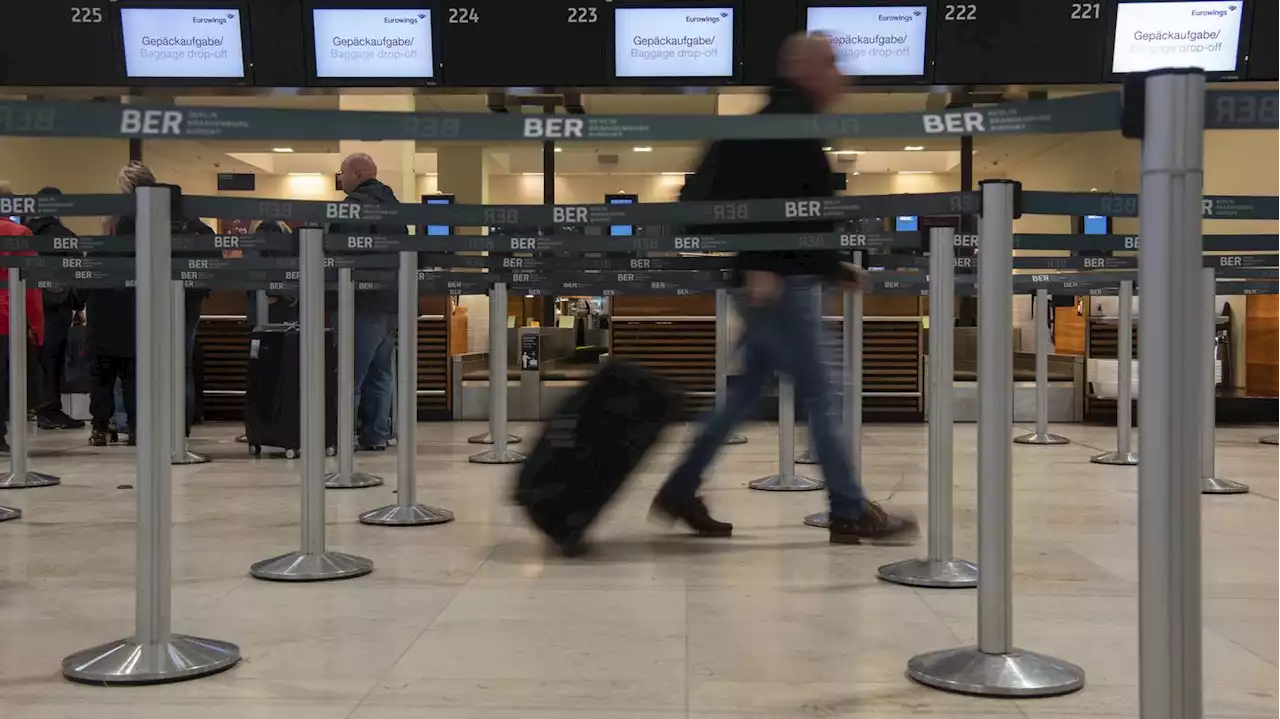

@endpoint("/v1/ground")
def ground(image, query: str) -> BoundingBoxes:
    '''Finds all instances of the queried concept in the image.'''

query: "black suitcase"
[244,326,338,458]
[515,361,684,555]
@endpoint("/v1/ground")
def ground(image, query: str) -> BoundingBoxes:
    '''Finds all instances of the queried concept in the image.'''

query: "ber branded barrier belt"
[0,91,1272,142]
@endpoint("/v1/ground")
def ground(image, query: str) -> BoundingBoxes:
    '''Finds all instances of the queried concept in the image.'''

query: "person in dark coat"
[25,187,86,429]
[86,162,214,445]
[650,32,917,545]
[328,153,406,451]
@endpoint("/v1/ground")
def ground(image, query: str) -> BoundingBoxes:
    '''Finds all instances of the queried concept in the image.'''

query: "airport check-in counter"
[453,327,608,420]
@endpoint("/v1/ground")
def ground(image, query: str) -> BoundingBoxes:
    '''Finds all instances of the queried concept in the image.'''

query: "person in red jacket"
[0,193,44,453]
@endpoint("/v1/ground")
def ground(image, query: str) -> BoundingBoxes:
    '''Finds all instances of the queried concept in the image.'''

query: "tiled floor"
[0,420,1275,718]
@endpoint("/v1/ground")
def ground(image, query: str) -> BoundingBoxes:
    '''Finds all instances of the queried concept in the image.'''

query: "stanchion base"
[1013,432,1070,446]
[907,646,1085,698]
[1201,476,1250,495]
[1261,435,1279,446]
[1089,450,1139,466]
[249,551,374,582]
[467,432,522,445]
[748,473,824,492]
[171,449,212,466]
[877,558,979,589]
[803,511,830,528]
[62,634,241,685]
[0,471,60,489]
[324,471,384,490]
[724,434,747,445]
[795,450,818,465]
[359,502,455,526]
[0,505,19,522]
[468,448,527,464]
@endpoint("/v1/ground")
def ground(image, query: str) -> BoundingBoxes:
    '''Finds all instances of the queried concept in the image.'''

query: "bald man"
[652,32,917,546]
[331,152,407,451]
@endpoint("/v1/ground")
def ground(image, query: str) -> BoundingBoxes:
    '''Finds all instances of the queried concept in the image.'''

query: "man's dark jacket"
[24,215,84,313]
[328,178,406,315]
[683,81,843,283]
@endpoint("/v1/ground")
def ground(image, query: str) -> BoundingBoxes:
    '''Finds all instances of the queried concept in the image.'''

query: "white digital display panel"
[1112,1,1244,73]
[614,7,735,78]
[120,7,246,78]
[806,5,929,76]
[312,8,435,78]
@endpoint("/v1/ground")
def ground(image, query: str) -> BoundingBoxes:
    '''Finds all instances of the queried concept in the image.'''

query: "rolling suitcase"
[514,360,684,556]
[244,325,338,458]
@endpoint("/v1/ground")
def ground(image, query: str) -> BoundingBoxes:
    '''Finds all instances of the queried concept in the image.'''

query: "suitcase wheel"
[285,448,298,459]
[325,446,336,457]
[249,444,262,457]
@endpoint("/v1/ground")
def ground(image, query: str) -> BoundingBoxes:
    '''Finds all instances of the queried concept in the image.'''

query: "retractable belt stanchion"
[908,180,1084,698]
[170,282,210,465]
[749,373,822,491]
[804,251,864,528]
[0,267,59,489]
[1133,68,1207,719]
[796,284,824,465]
[469,281,525,465]
[715,288,746,445]
[1200,266,1249,495]
[467,283,520,448]
[63,186,240,684]
[879,228,977,588]
[325,267,383,490]
[254,290,269,327]
[1262,434,1279,446]
[359,252,455,525]
[1014,289,1069,445]
[1091,280,1139,465]
[250,228,374,579]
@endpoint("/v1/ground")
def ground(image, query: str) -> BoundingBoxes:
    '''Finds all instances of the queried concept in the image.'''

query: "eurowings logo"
[192,13,233,24]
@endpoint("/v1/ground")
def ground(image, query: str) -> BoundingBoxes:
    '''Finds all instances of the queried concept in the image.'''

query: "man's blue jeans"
[662,276,867,518]
[352,310,395,445]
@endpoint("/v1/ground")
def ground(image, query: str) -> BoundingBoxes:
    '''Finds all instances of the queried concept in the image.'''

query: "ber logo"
[523,117,584,139]
[120,109,184,136]
[922,110,985,134]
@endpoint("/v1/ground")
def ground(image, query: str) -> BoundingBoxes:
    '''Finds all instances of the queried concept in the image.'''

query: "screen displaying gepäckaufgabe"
[614,7,735,78]
[806,5,929,76]
[120,7,246,78]
[312,8,434,78]
[1112,1,1244,73]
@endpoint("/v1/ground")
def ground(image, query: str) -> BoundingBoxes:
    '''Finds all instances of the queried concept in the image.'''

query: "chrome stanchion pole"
[1132,68,1209,719]
[909,180,1084,697]
[470,281,525,464]
[1092,280,1139,465]
[63,186,240,683]
[879,228,977,588]
[0,268,59,489]
[170,282,209,465]
[749,374,822,491]
[716,287,746,445]
[326,268,383,490]
[805,251,864,528]
[1262,434,1279,446]
[1200,267,1248,495]
[796,284,824,464]
[1014,289,1068,445]
[254,290,269,327]
[360,253,455,525]
[251,227,374,579]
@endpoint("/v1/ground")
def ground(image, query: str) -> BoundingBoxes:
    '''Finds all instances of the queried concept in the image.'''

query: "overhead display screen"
[119,6,247,78]
[1109,0,1247,77]
[805,3,930,79]
[437,1,610,86]
[933,0,1107,84]
[614,6,737,79]
[1246,0,1277,79]
[311,8,435,79]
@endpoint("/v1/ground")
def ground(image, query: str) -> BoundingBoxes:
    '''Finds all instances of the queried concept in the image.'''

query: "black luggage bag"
[244,326,338,458]
[514,361,684,555]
